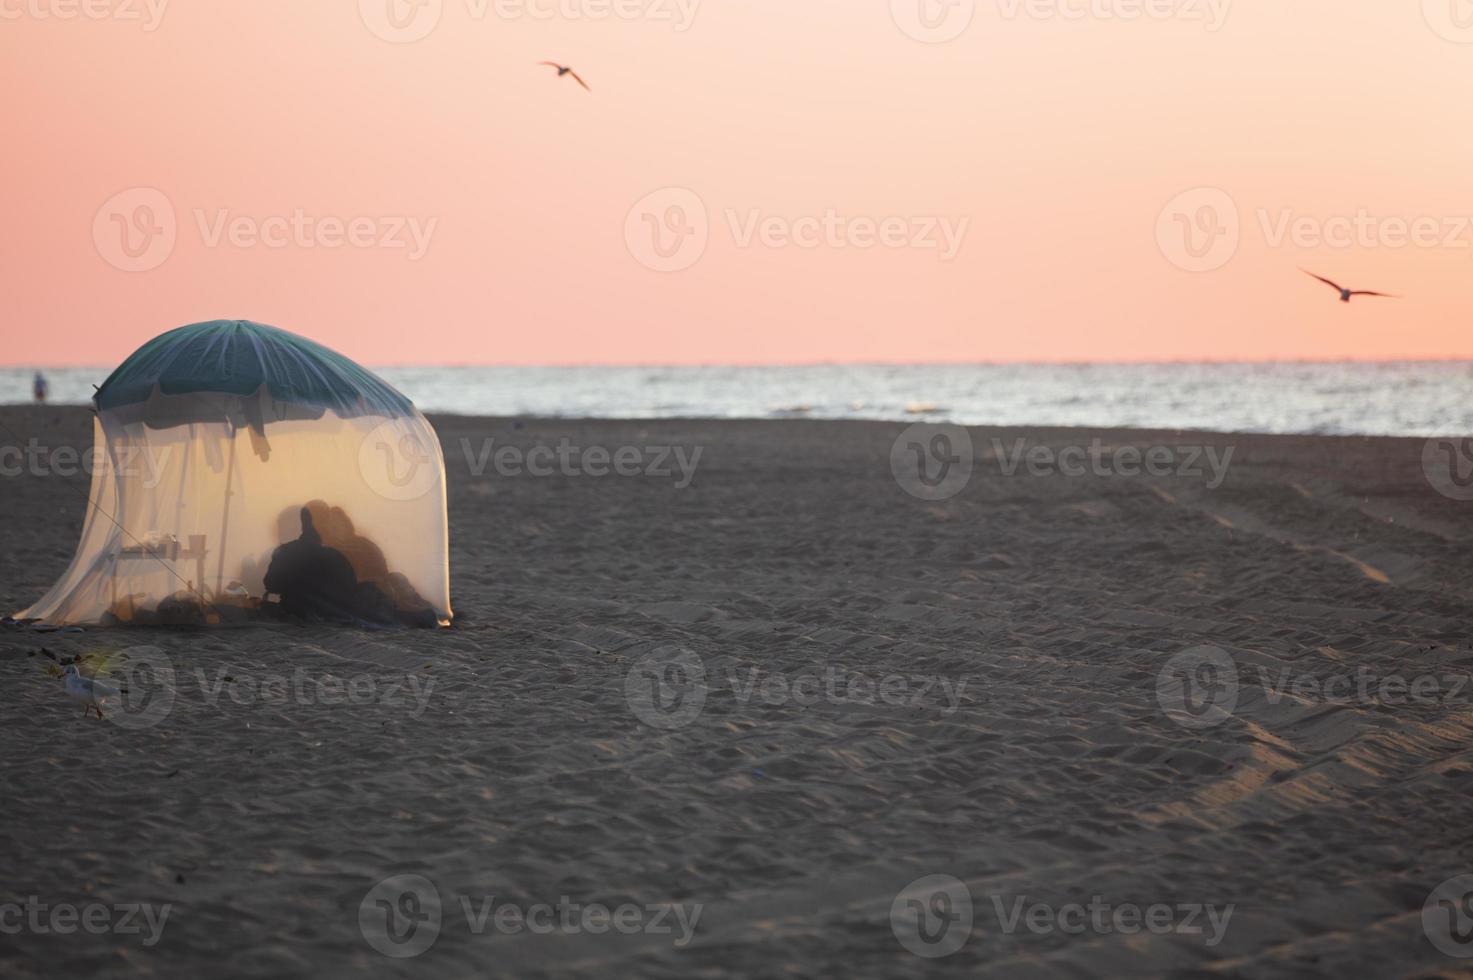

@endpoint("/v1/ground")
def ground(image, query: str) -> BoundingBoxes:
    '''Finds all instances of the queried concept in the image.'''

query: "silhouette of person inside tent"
[262,507,362,622]
[263,503,439,626]
[301,499,437,626]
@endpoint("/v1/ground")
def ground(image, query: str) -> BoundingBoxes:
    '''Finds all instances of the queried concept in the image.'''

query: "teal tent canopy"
[95,320,414,422]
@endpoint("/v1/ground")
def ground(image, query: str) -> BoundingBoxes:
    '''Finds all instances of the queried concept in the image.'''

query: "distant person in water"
[32,372,47,404]
[262,507,360,621]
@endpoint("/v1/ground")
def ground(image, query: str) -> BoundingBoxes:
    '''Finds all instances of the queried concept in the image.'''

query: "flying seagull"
[539,62,590,91]
[1300,269,1399,303]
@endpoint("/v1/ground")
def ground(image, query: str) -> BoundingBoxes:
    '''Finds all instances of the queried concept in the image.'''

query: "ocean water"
[4,362,1471,437]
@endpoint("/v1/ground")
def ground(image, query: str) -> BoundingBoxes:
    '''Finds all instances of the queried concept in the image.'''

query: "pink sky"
[3,1,1472,366]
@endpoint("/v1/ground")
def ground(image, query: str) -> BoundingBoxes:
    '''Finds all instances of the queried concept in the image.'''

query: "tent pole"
[176,428,192,584]
[214,423,238,600]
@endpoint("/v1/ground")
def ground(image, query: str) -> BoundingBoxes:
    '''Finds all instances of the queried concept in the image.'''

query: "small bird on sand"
[1301,269,1399,303]
[60,664,117,721]
[538,62,590,91]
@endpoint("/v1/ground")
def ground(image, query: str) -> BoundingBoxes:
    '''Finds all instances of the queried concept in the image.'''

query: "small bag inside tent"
[16,320,452,627]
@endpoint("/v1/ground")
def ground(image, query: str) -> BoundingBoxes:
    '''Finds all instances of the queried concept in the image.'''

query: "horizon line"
[7,355,1473,371]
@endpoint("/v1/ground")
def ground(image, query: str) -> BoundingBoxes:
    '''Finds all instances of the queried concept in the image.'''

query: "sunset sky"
[3,1,1472,366]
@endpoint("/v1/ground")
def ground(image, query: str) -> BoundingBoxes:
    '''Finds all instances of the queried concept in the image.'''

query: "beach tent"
[16,320,451,627]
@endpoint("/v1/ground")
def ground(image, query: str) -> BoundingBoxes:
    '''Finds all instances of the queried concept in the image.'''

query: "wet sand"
[3,405,1473,978]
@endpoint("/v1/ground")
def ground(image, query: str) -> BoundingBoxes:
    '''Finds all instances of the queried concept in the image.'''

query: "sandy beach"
[3,404,1473,978]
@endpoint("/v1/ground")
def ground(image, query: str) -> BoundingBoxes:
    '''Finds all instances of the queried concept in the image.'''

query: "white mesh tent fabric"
[16,320,451,627]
